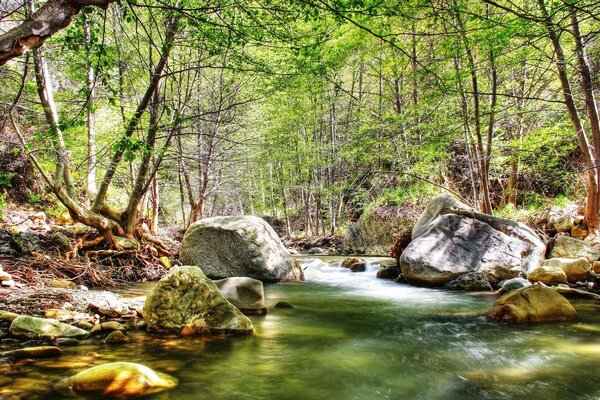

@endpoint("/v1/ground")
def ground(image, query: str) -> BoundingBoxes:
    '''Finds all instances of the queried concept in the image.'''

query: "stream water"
[3,256,600,399]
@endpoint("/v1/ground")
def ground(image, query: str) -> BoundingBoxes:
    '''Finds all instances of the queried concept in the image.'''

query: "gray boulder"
[400,195,545,287]
[444,272,492,291]
[179,216,302,282]
[214,277,267,315]
[550,235,600,262]
[143,266,253,335]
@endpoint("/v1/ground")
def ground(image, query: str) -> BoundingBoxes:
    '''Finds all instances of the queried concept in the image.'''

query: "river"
[3,256,600,399]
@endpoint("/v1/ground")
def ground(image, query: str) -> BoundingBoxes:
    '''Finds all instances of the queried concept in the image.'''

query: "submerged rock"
[340,257,367,272]
[104,330,129,344]
[443,272,492,291]
[214,277,267,315]
[1,346,62,359]
[143,266,253,335]
[376,265,402,280]
[179,216,301,282]
[499,278,531,294]
[400,195,545,287]
[9,316,89,339]
[550,235,600,262]
[58,362,177,397]
[489,285,577,323]
[274,301,294,309]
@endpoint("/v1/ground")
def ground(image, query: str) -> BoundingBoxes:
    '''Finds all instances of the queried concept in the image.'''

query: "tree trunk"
[83,16,97,199]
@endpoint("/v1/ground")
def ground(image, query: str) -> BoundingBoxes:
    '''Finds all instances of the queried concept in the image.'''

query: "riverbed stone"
[9,316,89,339]
[376,265,402,280]
[550,235,600,262]
[499,278,531,294]
[104,330,129,344]
[91,321,126,334]
[543,257,591,282]
[489,285,577,323]
[0,310,19,321]
[179,216,301,282]
[527,265,568,284]
[0,346,62,359]
[443,272,492,291]
[59,362,177,397]
[44,309,88,322]
[401,195,545,287]
[214,277,266,315]
[144,266,253,335]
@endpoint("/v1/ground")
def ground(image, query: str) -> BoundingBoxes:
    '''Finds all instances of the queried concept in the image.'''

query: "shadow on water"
[3,256,600,399]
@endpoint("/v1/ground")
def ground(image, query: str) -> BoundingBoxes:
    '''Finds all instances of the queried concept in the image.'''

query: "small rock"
[550,235,600,262]
[571,225,588,239]
[214,277,267,315]
[1,280,16,288]
[527,266,568,285]
[306,247,326,254]
[75,285,88,291]
[376,265,402,280]
[159,257,171,270]
[499,278,531,294]
[76,320,94,330]
[0,269,11,282]
[341,257,365,268]
[57,362,177,397]
[114,236,140,250]
[444,272,493,291]
[1,346,62,359]
[46,278,76,289]
[592,261,600,274]
[55,338,80,347]
[91,321,126,334]
[555,216,575,233]
[104,330,129,344]
[44,309,87,322]
[49,232,72,252]
[274,301,294,309]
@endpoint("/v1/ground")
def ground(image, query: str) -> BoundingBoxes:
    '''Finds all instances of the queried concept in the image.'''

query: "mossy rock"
[9,316,89,339]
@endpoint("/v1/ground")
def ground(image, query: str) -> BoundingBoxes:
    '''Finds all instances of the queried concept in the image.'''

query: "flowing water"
[3,256,600,399]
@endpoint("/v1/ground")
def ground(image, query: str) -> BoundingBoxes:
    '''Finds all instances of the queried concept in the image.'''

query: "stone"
[88,293,131,318]
[550,235,600,262]
[341,257,365,268]
[104,330,129,344]
[44,309,87,322]
[159,256,171,270]
[593,261,600,274]
[274,301,294,309]
[376,265,402,280]
[58,362,177,397]
[9,316,89,339]
[342,205,419,256]
[179,216,302,282]
[443,272,493,291]
[91,321,126,334]
[1,346,62,359]
[555,216,575,233]
[0,310,19,321]
[49,232,72,252]
[0,268,11,282]
[114,236,140,250]
[401,210,545,286]
[543,257,591,282]
[499,278,531,294]
[55,338,80,346]
[411,195,471,239]
[0,229,18,256]
[214,277,267,315]
[15,232,42,254]
[489,285,577,323]
[46,278,76,289]
[571,225,588,239]
[77,320,94,330]
[306,247,326,255]
[1,280,16,288]
[143,266,253,335]
[528,266,568,285]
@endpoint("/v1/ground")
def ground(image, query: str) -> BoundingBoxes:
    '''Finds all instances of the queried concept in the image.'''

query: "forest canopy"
[0,0,599,241]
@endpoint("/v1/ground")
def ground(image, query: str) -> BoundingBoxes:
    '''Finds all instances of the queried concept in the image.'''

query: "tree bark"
[0,0,116,65]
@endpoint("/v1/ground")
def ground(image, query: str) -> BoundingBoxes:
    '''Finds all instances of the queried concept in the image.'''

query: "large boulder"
[143,266,253,335]
[400,195,545,287]
[489,285,577,323]
[58,362,177,397]
[550,235,600,262]
[9,316,89,339]
[342,206,419,256]
[179,216,301,282]
[214,277,267,315]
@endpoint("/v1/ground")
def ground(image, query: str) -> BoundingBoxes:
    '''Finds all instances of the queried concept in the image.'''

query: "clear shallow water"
[3,256,600,399]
